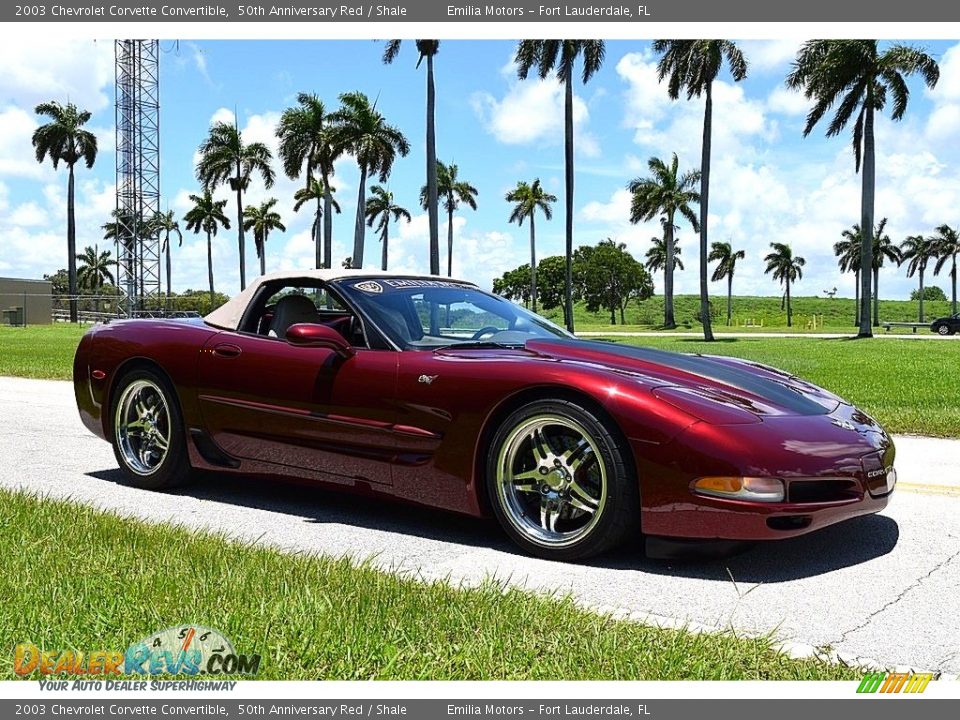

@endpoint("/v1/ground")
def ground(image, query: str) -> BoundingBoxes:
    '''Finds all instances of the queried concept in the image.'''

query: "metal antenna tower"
[115,40,161,316]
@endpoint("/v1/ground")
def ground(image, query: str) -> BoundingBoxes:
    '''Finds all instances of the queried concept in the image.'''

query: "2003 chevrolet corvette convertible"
[74,270,896,560]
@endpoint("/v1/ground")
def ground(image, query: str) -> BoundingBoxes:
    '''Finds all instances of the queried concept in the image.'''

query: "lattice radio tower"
[115,40,161,316]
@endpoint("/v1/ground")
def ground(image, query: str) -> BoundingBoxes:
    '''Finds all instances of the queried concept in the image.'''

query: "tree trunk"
[260,232,267,276]
[563,74,575,334]
[919,266,925,322]
[236,184,246,291]
[322,171,333,270]
[854,269,860,326]
[352,165,368,268]
[67,164,78,323]
[381,223,389,272]
[426,54,440,276]
[699,82,715,341]
[873,266,880,327]
[529,214,538,314]
[858,101,875,338]
[664,211,676,328]
[446,207,455,277]
[727,273,732,326]
[207,230,215,308]
[314,196,322,270]
[952,254,958,315]
[165,237,172,303]
[786,278,792,327]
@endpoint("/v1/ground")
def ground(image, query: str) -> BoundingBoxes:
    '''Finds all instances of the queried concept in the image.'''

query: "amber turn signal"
[693,476,785,502]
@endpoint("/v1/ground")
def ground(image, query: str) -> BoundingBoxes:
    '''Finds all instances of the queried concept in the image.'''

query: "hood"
[525,338,840,420]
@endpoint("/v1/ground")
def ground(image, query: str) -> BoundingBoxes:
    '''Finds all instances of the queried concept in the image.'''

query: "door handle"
[212,343,242,358]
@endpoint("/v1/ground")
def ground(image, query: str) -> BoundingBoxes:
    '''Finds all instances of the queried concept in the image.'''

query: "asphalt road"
[2,376,959,676]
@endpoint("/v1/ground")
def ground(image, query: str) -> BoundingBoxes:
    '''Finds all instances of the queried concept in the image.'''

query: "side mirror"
[285,323,355,358]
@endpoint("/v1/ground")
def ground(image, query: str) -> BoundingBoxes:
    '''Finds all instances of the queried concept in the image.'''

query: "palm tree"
[331,92,410,270]
[764,242,805,327]
[900,234,937,322]
[786,41,939,338]
[243,199,286,276]
[152,210,182,301]
[931,224,959,315]
[276,94,340,269]
[293,178,341,259]
[196,120,275,291]
[871,218,901,327]
[505,179,556,313]
[653,40,748,341]
[708,240,746,326]
[76,244,114,314]
[645,235,685,285]
[365,186,411,271]
[515,40,605,332]
[383,40,441,275]
[834,224,863,326]
[627,153,700,328]
[32,101,98,323]
[420,162,478,277]
[184,191,231,307]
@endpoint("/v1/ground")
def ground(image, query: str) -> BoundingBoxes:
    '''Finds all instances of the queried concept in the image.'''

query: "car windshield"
[334,278,572,350]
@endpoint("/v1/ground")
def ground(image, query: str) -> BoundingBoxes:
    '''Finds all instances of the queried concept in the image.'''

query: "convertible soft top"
[203,269,474,331]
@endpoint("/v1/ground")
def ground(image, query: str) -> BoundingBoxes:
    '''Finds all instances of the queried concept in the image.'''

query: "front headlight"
[692,476,785,503]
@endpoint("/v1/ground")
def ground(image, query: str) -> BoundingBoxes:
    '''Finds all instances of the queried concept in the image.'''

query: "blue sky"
[2,38,959,300]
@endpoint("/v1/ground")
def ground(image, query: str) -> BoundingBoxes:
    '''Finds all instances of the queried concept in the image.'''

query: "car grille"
[787,478,861,504]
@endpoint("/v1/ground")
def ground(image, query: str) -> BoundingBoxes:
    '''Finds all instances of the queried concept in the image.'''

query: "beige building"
[0,277,52,325]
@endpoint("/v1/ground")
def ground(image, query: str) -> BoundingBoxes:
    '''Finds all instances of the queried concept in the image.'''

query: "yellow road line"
[897,482,960,497]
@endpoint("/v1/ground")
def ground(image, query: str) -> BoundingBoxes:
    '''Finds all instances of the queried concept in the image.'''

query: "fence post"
[23,290,27,327]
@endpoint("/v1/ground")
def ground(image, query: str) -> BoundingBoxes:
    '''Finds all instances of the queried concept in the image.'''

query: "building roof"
[204,269,475,331]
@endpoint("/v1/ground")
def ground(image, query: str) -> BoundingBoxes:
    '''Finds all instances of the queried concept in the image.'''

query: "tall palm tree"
[293,179,341,259]
[383,40,441,275]
[932,224,959,315]
[76,244,114,313]
[708,240,746,326]
[834,224,863,326]
[276,94,340,269]
[627,153,700,328]
[196,120,275,291]
[764,242,805,327]
[331,92,410,270]
[653,40,748,341]
[786,40,939,338]
[515,40,605,333]
[152,210,182,301]
[243,199,286,276]
[505,179,556,313]
[420,162,478,277]
[365,185,411,272]
[900,234,937,322]
[184,191,231,307]
[871,217,901,327]
[32,101,98,323]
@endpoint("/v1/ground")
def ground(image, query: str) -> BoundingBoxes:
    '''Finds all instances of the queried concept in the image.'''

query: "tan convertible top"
[203,269,475,331]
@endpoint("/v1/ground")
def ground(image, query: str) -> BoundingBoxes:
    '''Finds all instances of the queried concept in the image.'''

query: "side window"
[255,284,372,348]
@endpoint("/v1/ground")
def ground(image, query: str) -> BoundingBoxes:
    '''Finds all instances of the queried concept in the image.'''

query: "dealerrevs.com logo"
[14,625,261,678]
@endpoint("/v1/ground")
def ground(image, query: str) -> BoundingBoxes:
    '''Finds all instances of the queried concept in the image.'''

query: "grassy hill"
[539,294,955,333]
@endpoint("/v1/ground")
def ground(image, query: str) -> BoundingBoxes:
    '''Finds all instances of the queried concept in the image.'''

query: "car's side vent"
[189,428,241,469]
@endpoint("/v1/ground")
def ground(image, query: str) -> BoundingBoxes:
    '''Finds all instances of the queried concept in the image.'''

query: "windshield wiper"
[434,340,523,351]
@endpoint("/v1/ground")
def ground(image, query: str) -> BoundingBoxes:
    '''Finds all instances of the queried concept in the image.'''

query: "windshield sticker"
[353,280,384,293]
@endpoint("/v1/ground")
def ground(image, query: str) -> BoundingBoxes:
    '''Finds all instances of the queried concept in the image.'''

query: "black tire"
[109,367,192,490]
[485,399,640,561]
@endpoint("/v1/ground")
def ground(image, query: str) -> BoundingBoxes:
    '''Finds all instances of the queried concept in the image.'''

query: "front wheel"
[110,368,191,490]
[936,324,952,336]
[486,399,639,561]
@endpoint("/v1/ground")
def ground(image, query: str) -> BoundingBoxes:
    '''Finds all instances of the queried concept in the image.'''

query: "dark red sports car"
[74,271,896,560]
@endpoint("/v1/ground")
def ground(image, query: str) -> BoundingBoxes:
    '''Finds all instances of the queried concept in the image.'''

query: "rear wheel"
[110,368,191,490]
[486,399,639,561]
[936,323,952,336]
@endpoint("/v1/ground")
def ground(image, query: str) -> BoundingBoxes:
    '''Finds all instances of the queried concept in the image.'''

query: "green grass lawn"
[0,489,856,681]
[1,321,959,436]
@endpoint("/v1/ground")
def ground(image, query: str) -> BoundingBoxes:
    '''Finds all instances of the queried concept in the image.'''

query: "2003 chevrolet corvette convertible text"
[73,270,896,561]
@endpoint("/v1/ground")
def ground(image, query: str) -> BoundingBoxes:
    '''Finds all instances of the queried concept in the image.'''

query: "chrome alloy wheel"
[114,379,171,476]
[495,414,607,548]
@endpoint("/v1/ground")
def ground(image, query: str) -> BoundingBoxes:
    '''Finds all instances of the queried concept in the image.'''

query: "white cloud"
[739,40,802,74]
[767,86,809,116]
[0,38,114,112]
[8,201,47,227]
[0,106,46,179]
